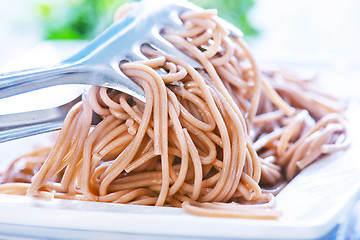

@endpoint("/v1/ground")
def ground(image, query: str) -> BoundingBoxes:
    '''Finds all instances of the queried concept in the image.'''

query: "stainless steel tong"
[0,0,242,143]
[0,0,204,143]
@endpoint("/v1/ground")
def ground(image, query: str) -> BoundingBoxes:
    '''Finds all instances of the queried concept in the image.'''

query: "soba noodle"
[0,5,349,220]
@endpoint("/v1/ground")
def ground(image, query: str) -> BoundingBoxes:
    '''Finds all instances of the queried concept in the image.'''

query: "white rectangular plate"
[0,42,359,240]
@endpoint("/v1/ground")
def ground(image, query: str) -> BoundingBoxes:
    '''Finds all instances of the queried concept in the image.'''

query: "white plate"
[0,42,359,240]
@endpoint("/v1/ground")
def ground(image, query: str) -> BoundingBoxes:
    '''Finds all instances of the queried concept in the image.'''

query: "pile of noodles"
[0,6,349,220]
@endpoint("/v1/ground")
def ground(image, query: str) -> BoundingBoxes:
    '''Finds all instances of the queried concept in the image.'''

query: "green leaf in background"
[36,0,257,40]
[37,0,132,40]
[190,0,258,36]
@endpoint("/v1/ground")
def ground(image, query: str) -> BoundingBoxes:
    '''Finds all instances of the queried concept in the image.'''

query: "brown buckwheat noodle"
[0,5,349,220]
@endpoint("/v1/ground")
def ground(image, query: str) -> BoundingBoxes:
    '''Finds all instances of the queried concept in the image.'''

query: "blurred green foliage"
[190,0,258,36]
[37,0,131,39]
[37,0,257,40]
